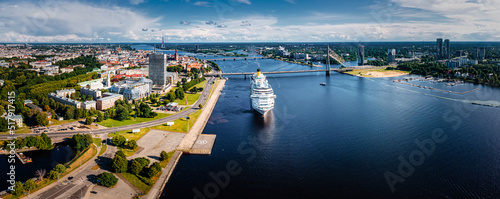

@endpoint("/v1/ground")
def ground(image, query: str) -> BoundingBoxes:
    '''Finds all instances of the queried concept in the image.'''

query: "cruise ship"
[251,69,276,116]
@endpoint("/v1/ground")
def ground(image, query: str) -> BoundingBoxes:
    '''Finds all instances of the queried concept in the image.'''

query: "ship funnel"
[257,68,261,76]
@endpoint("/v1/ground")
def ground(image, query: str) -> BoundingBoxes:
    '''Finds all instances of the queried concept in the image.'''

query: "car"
[90,191,97,194]
[68,176,74,180]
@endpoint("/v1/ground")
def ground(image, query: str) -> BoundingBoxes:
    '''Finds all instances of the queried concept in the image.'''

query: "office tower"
[196,44,199,51]
[358,45,365,65]
[148,53,167,86]
[456,50,463,57]
[388,49,396,62]
[479,48,485,60]
[436,38,443,60]
[444,39,450,59]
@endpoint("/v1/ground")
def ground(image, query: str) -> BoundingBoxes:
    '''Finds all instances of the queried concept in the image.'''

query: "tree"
[96,111,103,122]
[24,179,37,192]
[48,170,58,180]
[97,172,118,188]
[146,162,162,178]
[160,151,168,161]
[135,157,150,168]
[85,116,93,125]
[115,105,130,121]
[128,159,143,175]
[35,111,49,126]
[124,140,137,150]
[199,104,203,109]
[12,181,24,195]
[112,153,128,173]
[111,135,126,146]
[70,133,92,152]
[54,163,66,174]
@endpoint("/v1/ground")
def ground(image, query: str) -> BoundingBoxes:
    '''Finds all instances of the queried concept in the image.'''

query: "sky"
[0,0,499,43]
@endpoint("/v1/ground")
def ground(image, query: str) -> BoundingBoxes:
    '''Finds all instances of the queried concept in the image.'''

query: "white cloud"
[130,0,146,5]
[193,1,211,7]
[0,1,160,42]
[233,0,251,5]
[284,0,296,4]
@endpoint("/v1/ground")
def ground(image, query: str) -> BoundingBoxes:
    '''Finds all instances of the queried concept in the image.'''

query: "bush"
[128,159,143,175]
[24,179,37,191]
[123,140,137,150]
[160,151,168,161]
[97,172,118,188]
[136,174,153,186]
[85,116,93,125]
[145,162,162,178]
[12,181,24,195]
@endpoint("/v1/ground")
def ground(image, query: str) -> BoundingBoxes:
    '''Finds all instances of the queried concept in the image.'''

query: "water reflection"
[252,111,276,144]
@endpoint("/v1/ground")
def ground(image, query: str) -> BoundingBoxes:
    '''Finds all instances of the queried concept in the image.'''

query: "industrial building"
[109,77,152,100]
[97,93,124,110]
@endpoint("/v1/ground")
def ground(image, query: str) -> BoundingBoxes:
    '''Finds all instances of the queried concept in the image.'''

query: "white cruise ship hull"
[250,70,276,117]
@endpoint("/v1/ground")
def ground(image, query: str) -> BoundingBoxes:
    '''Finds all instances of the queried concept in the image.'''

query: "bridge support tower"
[326,44,331,76]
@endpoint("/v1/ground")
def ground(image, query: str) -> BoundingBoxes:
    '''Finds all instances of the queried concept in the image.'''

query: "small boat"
[320,83,326,86]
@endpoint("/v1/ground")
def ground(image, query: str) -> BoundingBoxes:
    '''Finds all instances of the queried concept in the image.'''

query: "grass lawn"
[98,143,107,156]
[122,148,139,157]
[173,93,201,105]
[152,109,202,133]
[93,138,102,147]
[97,113,170,128]
[120,173,151,194]
[108,127,151,141]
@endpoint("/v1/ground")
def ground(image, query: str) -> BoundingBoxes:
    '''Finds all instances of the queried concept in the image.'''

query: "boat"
[320,83,326,86]
[250,69,276,116]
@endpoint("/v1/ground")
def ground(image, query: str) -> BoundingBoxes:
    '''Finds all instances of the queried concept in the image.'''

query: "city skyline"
[0,0,499,43]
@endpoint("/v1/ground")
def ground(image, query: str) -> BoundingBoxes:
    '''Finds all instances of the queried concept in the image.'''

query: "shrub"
[97,172,118,187]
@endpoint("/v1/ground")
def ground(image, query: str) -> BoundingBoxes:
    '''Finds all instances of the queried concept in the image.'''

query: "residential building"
[49,93,82,108]
[358,45,365,65]
[109,77,152,100]
[479,48,485,60]
[96,93,123,110]
[472,47,479,60]
[436,38,443,60]
[444,39,450,59]
[25,103,43,112]
[55,89,76,98]
[60,67,74,73]
[80,87,102,99]
[387,49,396,63]
[82,101,97,110]
[5,114,23,128]
[166,72,178,84]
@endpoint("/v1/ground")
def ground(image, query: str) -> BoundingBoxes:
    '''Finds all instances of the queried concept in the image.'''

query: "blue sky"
[0,0,499,42]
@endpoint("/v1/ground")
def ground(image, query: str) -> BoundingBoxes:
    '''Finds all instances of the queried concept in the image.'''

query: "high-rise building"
[472,47,479,60]
[358,45,365,65]
[196,44,199,51]
[456,50,463,57]
[148,53,167,86]
[444,39,450,59]
[161,36,165,49]
[436,38,443,60]
[479,48,485,60]
[387,49,396,63]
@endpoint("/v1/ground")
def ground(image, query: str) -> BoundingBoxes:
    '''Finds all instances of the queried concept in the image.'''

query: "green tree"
[85,116,93,125]
[54,163,66,174]
[96,111,103,122]
[115,105,130,121]
[128,159,143,175]
[124,140,137,150]
[24,179,37,192]
[111,135,126,146]
[97,172,118,187]
[160,150,168,161]
[12,181,24,195]
[146,162,162,178]
[112,153,128,173]
[48,170,58,180]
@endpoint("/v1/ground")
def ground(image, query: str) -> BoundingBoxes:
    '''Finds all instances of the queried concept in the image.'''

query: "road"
[0,77,217,140]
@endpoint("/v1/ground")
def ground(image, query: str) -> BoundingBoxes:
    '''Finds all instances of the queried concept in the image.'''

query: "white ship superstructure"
[251,69,276,116]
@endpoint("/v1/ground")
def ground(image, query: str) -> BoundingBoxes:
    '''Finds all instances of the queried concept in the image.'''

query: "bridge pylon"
[326,44,331,76]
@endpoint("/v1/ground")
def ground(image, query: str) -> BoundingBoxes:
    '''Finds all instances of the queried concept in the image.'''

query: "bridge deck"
[206,68,353,76]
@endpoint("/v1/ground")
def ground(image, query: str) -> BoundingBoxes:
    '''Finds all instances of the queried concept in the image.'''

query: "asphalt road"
[1,76,217,140]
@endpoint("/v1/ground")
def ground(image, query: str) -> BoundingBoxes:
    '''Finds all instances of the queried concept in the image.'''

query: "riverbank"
[147,79,226,199]
[343,66,409,78]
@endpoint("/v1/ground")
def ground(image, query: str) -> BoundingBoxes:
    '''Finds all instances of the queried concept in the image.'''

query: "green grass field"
[152,109,202,133]
[120,173,151,194]
[97,113,170,128]
[92,138,102,147]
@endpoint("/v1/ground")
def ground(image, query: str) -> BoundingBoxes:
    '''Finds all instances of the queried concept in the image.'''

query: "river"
[0,145,76,191]
[132,44,500,198]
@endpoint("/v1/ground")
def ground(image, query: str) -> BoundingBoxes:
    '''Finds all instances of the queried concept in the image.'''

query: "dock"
[189,134,216,155]
[15,152,29,164]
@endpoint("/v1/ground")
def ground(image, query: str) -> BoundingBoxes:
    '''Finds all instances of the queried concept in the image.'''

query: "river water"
[131,45,500,198]
[0,145,75,191]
